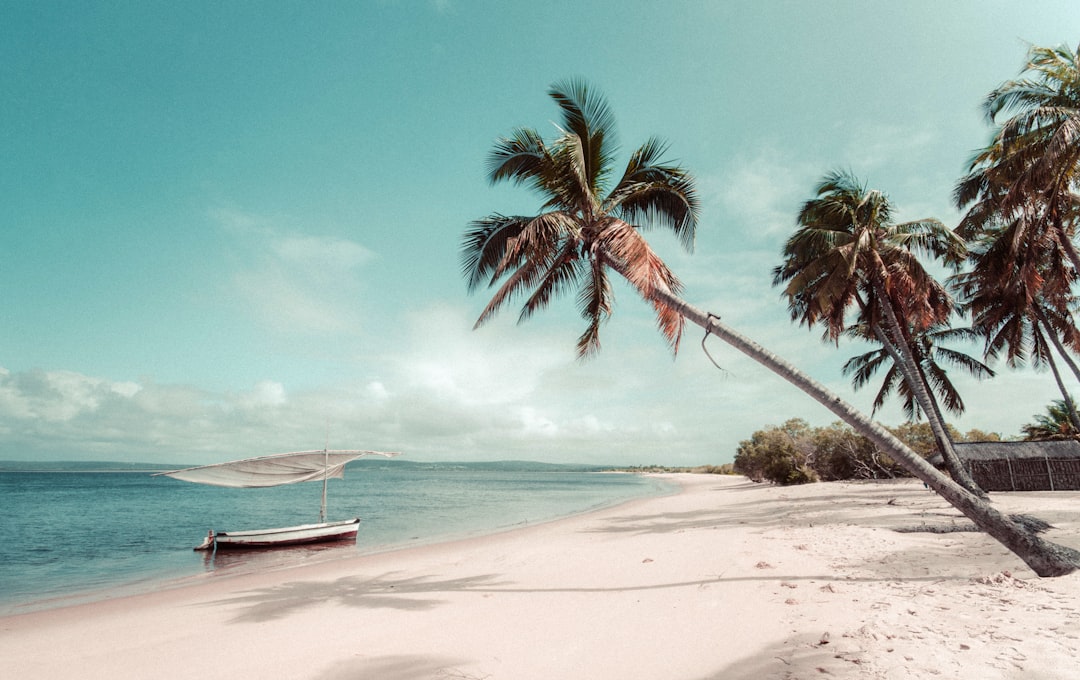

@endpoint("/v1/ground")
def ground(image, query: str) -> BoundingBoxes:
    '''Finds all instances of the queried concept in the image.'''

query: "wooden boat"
[157,448,399,551]
[207,518,361,550]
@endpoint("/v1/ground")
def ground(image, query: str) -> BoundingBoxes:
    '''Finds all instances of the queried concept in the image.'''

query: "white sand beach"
[2,474,1078,680]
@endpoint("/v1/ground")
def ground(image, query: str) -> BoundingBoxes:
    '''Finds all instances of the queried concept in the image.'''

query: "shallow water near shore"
[0,461,671,614]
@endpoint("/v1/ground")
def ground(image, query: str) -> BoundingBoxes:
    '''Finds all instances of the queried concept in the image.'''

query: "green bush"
[734,419,818,485]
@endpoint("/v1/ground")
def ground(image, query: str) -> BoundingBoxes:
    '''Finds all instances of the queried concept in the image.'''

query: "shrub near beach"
[734,420,1000,485]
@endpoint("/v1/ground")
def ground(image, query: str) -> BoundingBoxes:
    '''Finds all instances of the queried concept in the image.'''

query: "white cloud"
[238,380,287,409]
[214,208,375,338]
[0,368,142,422]
[271,234,373,270]
[838,120,938,175]
[703,146,817,242]
[517,407,558,437]
[365,381,390,401]
[2,287,1070,467]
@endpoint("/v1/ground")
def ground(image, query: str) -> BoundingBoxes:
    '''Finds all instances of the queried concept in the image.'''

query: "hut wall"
[1047,458,1080,490]
[969,458,1080,491]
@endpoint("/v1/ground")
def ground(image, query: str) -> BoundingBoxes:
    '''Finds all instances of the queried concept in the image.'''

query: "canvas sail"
[158,450,399,488]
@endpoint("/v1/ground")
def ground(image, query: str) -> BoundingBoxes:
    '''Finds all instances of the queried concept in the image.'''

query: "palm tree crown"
[773,170,965,341]
[955,43,1080,278]
[983,43,1080,206]
[461,80,699,358]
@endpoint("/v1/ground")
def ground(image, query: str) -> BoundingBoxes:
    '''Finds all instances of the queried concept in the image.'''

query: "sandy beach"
[2,474,1078,680]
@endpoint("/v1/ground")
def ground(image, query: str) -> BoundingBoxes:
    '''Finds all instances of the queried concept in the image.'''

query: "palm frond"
[472,249,550,329]
[604,137,699,251]
[599,219,686,352]
[464,212,574,327]
[876,364,906,417]
[461,214,532,291]
[487,128,555,193]
[841,346,888,388]
[575,255,613,359]
[548,78,617,195]
[517,241,582,324]
[934,346,996,380]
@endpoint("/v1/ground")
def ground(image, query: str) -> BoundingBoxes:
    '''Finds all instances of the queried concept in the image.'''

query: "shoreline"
[4,473,680,617]
[2,474,1078,679]
[1,469,675,617]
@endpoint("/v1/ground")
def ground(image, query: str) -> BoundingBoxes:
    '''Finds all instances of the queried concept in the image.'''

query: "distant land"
[0,459,615,473]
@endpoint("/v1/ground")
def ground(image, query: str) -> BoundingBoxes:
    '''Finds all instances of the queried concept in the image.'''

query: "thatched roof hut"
[928,440,1080,491]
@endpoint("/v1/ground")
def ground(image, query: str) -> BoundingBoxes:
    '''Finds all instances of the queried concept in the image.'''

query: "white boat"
[208,518,362,550]
[156,449,400,551]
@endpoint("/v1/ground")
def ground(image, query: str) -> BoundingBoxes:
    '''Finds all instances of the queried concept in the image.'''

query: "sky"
[3,1,1080,466]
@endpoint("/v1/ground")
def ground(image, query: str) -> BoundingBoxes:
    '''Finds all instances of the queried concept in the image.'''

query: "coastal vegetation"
[460,44,1080,576]
[732,420,996,486]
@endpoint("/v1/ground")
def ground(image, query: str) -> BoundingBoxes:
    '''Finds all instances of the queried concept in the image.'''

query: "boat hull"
[209,518,361,550]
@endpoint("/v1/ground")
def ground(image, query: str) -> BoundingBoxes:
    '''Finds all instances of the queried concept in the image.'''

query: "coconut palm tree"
[772,171,984,496]
[954,44,1080,421]
[844,321,994,421]
[952,219,1080,431]
[1023,399,1080,440]
[462,81,1080,576]
[956,43,1080,275]
[461,79,695,359]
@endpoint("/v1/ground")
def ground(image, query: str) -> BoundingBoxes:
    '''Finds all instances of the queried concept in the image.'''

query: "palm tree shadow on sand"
[315,654,478,680]
[203,572,507,623]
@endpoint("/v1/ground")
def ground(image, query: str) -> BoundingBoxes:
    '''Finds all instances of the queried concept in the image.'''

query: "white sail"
[157,450,399,488]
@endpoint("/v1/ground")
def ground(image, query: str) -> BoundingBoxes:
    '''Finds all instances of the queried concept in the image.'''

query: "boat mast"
[320,427,329,523]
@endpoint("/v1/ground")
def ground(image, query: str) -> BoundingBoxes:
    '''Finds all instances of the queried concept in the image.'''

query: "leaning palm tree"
[772,171,984,496]
[844,321,994,421]
[462,81,1080,576]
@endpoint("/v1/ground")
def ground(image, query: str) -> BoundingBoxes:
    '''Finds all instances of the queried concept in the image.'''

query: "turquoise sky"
[4,1,1080,464]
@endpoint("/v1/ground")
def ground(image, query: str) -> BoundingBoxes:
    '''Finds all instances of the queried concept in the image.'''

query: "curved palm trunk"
[1034,307,1080,430]
[870,323,956,441]
[1048,357,1080,434]
[870,282,987,498]
[1046,325,1080,385]
[1033,323,1080,434]
[654,287,1080,577]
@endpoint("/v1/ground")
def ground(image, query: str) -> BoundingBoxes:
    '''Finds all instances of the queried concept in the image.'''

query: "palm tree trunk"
[870,282,987,498]
[1036,304,1080,388]
[870,323,959,444]
[1034,323,1080,434]
[1048,327,1080,385]
[653,287,1080,577]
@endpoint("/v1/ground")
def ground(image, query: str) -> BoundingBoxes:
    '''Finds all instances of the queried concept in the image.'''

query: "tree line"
[732,419,1003,486]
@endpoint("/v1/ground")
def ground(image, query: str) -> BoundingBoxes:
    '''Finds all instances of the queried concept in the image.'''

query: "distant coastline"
[0,460,175,473]
[0,458,619,473]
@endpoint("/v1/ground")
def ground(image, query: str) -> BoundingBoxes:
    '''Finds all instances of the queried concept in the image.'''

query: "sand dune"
[2,474,1078,679]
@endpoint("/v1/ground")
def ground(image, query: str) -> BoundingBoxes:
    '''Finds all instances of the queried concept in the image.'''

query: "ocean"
[0,460,672,614]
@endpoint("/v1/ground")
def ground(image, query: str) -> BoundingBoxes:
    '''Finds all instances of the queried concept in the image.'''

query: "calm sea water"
[0,461,671,614]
